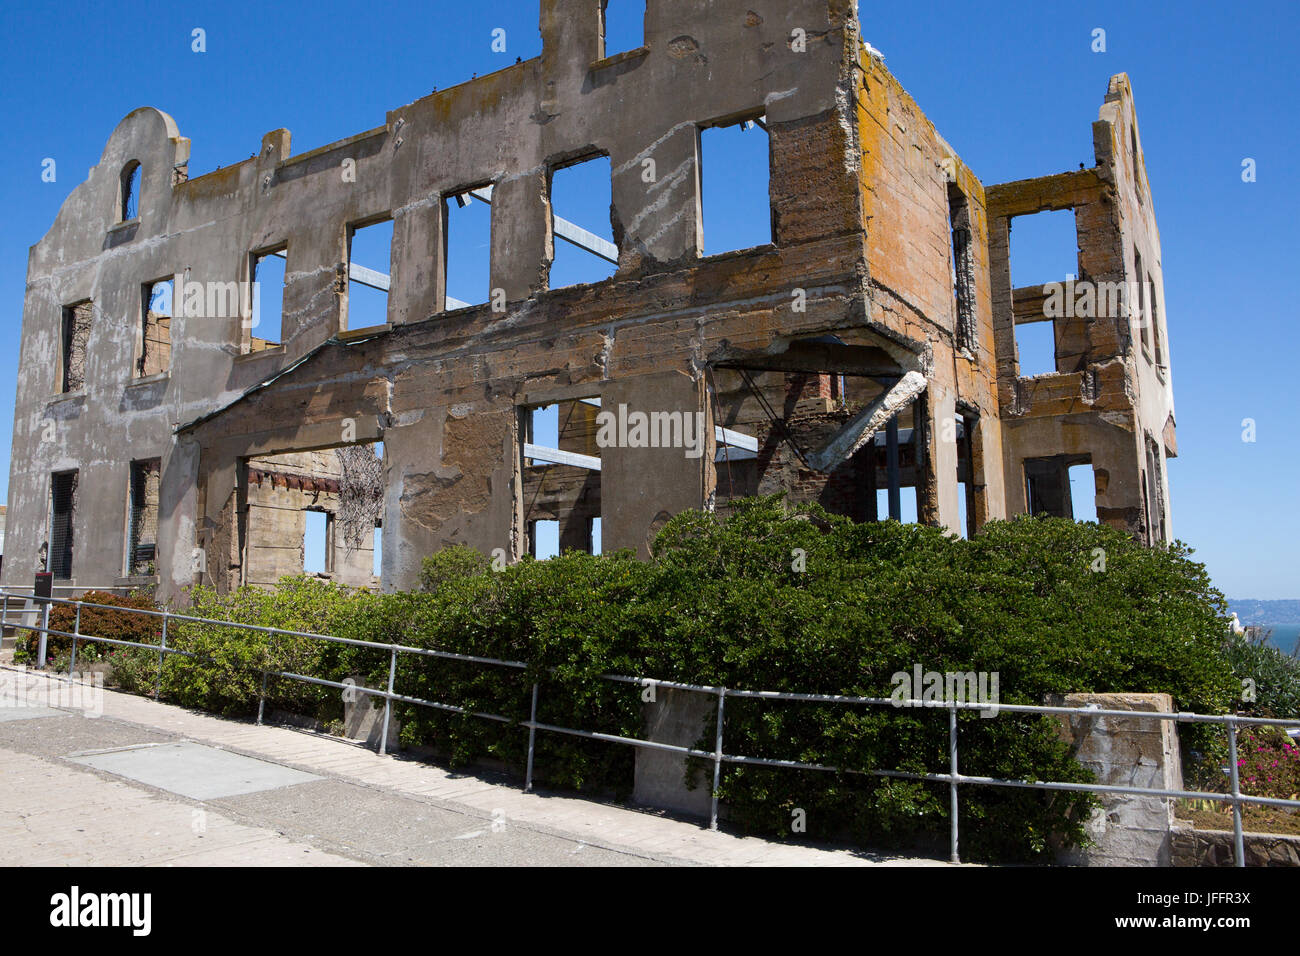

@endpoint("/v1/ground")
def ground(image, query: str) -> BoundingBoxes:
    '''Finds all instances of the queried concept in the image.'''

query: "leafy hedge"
[68,497,1241,862]
[1224,629,1300,718]
[14,590,159,668]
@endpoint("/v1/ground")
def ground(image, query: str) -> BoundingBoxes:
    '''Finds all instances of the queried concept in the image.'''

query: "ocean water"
[1260,624,1300,656]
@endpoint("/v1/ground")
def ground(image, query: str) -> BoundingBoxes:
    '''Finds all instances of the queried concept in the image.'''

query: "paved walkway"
[0,665,956,867]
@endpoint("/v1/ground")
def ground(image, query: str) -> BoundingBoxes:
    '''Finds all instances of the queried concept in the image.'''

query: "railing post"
[525,682,539,793]
[69,604,81,675]
[36,599,50,670]
[710,688,726,831]
[949,704,960,864]
[1227,719,1245,868]
[2,593,8,635]
[257,670,269,726]
[379,646,397,756]
[154,613,168,700]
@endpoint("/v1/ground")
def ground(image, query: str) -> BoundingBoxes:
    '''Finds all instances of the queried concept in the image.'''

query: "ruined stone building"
[4,0,1177,604]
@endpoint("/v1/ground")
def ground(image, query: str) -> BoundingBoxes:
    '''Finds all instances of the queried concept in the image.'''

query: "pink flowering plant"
[1236,726,1300,801]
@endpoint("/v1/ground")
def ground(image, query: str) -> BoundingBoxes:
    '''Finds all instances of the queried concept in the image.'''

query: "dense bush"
[54,497,1241,862]
[1224,629,1300,718]
[145,577,362,718]
[14,590,160,668]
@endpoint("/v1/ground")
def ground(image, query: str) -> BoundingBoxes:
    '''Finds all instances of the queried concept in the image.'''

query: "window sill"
[116,575,159,588]
[590,46,649,72]
[109,217,140,232]
[236,344,285,361]
[48,390,85,404]
[127,371,169,387]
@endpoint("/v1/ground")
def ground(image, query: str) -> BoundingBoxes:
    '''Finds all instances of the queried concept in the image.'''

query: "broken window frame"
[547,152,619,289]
[1148,271,1165,371]
[246,244,288,352]
[1133,247,1151,360]
[344,215,394,331]
[59,300,92,394]
[137,278,173,378]
[698,112,774,257]
[519,398,603,558]
[442,182,495,310]
[302,508,335,575]
[126,458,161,577]
[598,0,647,59]
[955,411,977,538]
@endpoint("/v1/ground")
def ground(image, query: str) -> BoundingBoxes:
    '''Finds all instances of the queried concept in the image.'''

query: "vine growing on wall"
[335,444,384,556]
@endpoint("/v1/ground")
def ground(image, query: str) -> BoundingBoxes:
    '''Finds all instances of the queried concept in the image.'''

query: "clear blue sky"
[1,1,1295,599]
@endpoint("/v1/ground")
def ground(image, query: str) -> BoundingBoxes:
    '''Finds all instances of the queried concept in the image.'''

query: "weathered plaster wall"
[6,0,1177,602]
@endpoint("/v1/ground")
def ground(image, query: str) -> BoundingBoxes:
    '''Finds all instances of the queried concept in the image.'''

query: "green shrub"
[15,591,160,668]
[1224,629,1300,718]
[59,498,1239,863]
[156,576,362,718]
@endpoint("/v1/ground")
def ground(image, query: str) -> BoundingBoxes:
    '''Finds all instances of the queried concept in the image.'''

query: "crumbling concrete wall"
[5,1,1178,602]
[987,75,1176,543]
[1052,692,1183,867]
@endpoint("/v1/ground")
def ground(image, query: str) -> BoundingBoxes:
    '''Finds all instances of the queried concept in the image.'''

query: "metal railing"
[3,588,1298,866]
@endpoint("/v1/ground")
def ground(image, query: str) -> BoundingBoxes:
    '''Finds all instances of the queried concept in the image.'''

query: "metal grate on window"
[49,471,77,579]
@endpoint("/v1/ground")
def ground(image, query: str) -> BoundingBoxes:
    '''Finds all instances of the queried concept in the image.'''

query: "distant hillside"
[1229,599,1300,625]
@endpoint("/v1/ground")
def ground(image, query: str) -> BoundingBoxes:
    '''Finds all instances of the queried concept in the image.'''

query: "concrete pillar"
[600,370,713,558]
[633,686,714,818]
[1052,692,1182,866]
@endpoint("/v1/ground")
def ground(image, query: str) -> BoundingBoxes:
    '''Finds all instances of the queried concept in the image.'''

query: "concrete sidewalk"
[0,666,956,867]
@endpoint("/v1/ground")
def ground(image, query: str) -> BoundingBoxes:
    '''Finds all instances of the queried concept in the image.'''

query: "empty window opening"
[1068,463,1097,523]
[550,155,617,288]
[1144,437,1166,545]
[700,117,772,256]
[60,301,93,393]
[249,248,286,350]
[139,279,172,377]
[948,185,976,354]
[127,458,161,576]
[529,520,560,560]
[49,470,78,580]
[120,162,140,221]
[522,399,602,557]
[875,487,920,524]
[600,0,645,57]
[372,525,383,579]
[335,442,384,582]
[347,218,393,330]
[955,413,977,538]
[1133,248,1150,357]
[1008,209,1078,288]
[303,510,333,575]
[1023,454,1089,519]
[866,410,919,524]
[444,186,493,309]
[1148,272,1164,367]
[1014,319,1057,378]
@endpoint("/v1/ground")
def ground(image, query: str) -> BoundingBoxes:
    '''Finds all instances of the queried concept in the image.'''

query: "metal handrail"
[3,587,1296,866]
